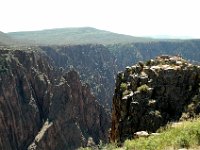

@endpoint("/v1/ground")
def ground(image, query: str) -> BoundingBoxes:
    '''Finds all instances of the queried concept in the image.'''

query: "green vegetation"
[120,82,132,97]
[8,27,155,45]
[145,60,152,66]
[137,84,149,93]
[122,90,131,97]
[82,118,200,150]
[123,118,200,150]
[181,94,200,120]
[120,82,127,91]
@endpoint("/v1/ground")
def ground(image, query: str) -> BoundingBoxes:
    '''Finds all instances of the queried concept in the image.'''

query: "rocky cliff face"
[111,55,200,143]
[39,41,200,110]
[2,41,200,149]
[41,45,117,109]
[109,41,200,71]
[0,48,110,150]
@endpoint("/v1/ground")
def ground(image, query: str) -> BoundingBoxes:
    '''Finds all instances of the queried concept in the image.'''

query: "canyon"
[0,49,110,149]
[1,28,200,149]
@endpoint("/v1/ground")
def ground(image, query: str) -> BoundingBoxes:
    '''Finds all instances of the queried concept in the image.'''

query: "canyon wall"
[111,56,200,143]
[0,49,110,150]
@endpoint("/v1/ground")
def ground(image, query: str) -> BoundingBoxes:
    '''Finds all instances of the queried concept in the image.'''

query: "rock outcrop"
[111,55,200,143]
[0,48,110,150]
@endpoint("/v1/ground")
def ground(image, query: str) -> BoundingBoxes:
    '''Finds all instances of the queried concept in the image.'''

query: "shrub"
[122,90,131,97]
[120,82,127,91]
[123,118,200,150]
[176,136,190,148]
[146,60,151,66]
[137,84,149,93]
[81,119,200,150]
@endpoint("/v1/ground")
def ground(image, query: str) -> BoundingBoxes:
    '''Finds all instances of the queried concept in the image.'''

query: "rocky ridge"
[0,49,110,150]
[111,55,200,143]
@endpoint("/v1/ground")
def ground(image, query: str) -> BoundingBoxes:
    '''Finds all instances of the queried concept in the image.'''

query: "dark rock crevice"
[0,49,110,150]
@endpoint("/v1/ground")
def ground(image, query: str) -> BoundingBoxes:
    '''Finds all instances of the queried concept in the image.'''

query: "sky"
[1,0,200,38]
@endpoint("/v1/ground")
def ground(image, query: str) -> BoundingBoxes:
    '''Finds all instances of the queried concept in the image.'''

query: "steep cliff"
[109,41,200,72]
[39,41,200,111]
[110,40,200,70]
[0,48,110,150]
[111,55,200,143]
[40,41,200,110]
[41,45,117,109]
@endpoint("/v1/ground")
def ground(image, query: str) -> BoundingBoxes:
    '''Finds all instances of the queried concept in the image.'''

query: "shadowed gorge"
[0,49,110,150]
[1,0,200,148]
[1,28,200,149]
[40,45,116,108]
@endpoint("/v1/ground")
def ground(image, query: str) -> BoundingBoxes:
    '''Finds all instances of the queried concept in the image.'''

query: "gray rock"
[111,56,200,143]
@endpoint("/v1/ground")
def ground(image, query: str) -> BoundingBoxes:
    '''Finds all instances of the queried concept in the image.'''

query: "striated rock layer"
[41,45,117,109]
[0,49,110,150]
[111,55,200,143]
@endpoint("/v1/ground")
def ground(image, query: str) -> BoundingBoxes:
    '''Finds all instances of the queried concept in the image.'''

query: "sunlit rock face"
[111,55,200,143]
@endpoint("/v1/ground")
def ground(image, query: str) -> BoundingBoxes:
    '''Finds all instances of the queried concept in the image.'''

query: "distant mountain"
[0,31,19,45]
[8,27,157,45]
[150,35,194,39]
[0,31,33,46]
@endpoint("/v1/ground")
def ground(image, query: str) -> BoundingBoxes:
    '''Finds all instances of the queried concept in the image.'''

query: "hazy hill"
[0,31,19,45]
[0,31,34,46]
[8,27,157,45]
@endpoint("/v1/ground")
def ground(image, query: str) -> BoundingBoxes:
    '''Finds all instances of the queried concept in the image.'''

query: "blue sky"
[1,0,200,38]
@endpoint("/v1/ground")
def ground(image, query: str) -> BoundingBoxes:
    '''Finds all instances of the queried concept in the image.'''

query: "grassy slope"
[8,27,158,45]
[82,118,200,150]
[122,119,200,150]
